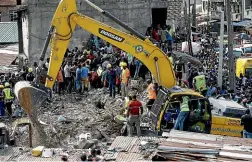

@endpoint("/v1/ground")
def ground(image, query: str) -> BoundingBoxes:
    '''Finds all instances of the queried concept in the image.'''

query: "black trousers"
[5,102,12,116]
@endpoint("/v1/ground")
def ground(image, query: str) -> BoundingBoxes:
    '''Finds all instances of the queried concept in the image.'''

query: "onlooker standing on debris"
[166,25,173,52]
[106,64,117,98]
[0,85,5,116]
[146,79,157,110]
[3,82,14,117]
[56,67,64,95]
[174,96,190,131]
[241,109,252,138]
[174,56,185,86]
[81,63,89,93]
[121,62,130,98]
[127,94,143,137]
[64,62,72,93]
[76,64,82,93]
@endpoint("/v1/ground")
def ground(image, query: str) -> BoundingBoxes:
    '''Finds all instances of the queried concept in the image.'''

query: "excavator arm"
[46,0,176,89]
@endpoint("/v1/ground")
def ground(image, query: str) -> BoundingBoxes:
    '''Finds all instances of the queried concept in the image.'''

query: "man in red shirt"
[127,94,143,137]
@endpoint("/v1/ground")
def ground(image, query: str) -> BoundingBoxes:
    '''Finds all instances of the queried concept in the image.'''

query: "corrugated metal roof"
[0,53,17,66]
[0,22,18,43]
[105,132,252,161]
[0,0,16,6]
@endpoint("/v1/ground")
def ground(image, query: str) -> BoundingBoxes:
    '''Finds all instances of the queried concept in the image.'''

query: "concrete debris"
[58,116,66,123]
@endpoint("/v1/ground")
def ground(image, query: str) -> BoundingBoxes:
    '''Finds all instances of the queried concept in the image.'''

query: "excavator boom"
[46,0,175,89]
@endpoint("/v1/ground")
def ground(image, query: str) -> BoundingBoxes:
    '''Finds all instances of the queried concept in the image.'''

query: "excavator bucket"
[14,81,49,116]
[14,81,49,146]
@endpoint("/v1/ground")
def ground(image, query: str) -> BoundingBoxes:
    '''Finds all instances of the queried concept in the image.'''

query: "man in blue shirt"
[106,64,117,98]
[76,64,82,93]
[81,63,89,92]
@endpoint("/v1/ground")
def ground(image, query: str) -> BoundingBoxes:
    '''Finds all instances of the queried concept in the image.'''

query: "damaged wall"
[21,0,182,63]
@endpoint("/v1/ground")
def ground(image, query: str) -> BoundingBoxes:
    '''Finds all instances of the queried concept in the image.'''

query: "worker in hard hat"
[120,62,130,98]
[3,82,14,117]
[146,79,157,110]
[26,67,35,82]
[0,85,5,116]
[106,64,117,98]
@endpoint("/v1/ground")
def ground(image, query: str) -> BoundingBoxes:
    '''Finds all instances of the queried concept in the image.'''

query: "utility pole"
[192,0,196,27]
[187,0,193,55]
[218,11,224,88]
[226,0,235,91]
[207,0,210,32]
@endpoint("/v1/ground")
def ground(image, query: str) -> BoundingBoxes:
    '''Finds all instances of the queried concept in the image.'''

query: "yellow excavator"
[13,0,176,144]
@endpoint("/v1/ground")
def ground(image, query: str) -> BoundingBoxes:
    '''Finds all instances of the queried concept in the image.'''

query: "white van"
[209,97,246,118]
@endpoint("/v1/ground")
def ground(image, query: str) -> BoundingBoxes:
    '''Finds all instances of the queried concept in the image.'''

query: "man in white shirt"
[105,42,113,54]
[64,62,72,93]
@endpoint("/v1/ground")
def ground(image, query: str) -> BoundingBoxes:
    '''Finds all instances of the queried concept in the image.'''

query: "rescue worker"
[127,94,143,137]
[174,96,190,131]
[241,109,252,138]
[3,82,14,117]
[146,79,157,110]
[26,68,35,82]
[193,74,207,96]
[121,62,130,98]
[174,56,185,86]
[0,85,5,116]
[106,64,116,98]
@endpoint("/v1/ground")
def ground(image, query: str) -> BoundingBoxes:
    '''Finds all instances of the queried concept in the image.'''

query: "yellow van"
[149,87,243,137]
[236,58,252,77]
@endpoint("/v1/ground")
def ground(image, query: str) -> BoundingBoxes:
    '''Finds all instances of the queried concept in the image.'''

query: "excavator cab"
[149,87,212,135]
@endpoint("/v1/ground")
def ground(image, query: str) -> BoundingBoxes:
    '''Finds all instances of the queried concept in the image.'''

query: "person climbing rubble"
[3,82,14,117]
[127,94,143,137]
[121,62,130,98]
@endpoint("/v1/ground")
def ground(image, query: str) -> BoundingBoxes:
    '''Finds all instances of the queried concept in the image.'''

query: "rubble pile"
[13,79,148,148]
[38,89,124,147]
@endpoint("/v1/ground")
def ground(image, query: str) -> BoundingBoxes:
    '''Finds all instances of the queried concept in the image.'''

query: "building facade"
[19,0,183,63]
[0,0,18,22]
[201,0,243,21]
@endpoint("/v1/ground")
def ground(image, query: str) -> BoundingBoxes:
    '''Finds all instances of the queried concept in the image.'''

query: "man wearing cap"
[3,82,14,117]
[26,68,35,82]
[121,62,130,98]
[106,64,117,98]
